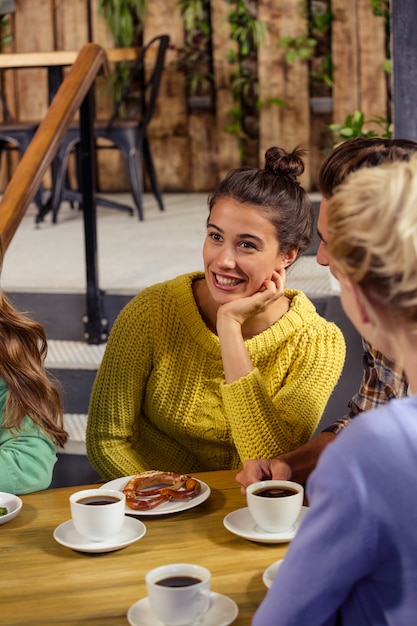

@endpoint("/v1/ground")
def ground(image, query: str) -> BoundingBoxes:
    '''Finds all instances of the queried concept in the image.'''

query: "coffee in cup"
[246,480,303,533]
[69,488,125,542]
[146,563,211,625]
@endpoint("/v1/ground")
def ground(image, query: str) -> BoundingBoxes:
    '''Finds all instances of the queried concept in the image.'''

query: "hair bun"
[264,146,306,181]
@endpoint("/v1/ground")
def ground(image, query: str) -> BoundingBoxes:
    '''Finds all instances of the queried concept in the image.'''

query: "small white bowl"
[0,492,23,525]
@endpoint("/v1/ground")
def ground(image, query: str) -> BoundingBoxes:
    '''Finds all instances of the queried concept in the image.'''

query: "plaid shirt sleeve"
[322,338,410,435]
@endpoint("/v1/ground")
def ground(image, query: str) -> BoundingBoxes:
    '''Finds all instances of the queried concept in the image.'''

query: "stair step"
[59,413,88,456]
[46,340,106,370]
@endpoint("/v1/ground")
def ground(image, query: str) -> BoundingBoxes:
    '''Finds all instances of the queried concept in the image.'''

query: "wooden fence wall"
[0,0,387,193]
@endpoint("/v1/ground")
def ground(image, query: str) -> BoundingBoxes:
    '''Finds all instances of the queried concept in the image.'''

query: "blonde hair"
[328,156,417,325]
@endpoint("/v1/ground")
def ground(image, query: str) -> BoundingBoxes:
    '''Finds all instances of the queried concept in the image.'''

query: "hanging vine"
[175,0,214,107]
[224,0,268,164]
[98,0,146,46]
[97,0,147,101]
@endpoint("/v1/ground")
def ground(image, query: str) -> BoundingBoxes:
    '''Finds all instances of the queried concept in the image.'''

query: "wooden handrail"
[0,42,108,251]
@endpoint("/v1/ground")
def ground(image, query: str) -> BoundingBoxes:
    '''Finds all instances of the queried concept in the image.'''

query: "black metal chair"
[0,90,44,212]
[46,34,170,223]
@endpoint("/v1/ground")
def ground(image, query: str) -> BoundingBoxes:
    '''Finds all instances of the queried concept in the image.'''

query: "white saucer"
[53,516,146,553]
[263,559,284,588]
[127,592,238,626]
[223,505,308,544]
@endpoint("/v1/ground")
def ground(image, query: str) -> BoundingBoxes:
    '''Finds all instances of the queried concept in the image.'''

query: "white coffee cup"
[145,563,212,626]
[69,488,126,542]
[246,480,303,533]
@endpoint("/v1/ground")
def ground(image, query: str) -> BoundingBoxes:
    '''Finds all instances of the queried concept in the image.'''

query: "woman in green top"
[0,286,67,494]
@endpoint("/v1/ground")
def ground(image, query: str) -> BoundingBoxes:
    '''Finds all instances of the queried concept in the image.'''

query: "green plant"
[175,0,213,99]
[370,0,390,18]
[279,35,317,64]
[97,0,147,107]
[309,2,333,87]
[98,0,146,47]
[328,109,393,144]
[0,15,12,50]
[227,0,266,54]
[279,1,333,89]
[179,0,206,31]
[370,0,391,76]
[224,0,268,161]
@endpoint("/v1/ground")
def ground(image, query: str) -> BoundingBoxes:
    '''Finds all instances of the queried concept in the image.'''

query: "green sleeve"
[0,416,57,495]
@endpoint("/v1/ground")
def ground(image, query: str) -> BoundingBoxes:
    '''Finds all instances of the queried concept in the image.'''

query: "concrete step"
[46,339,106,369]
[59,413,88,455]
[46,340,105,420]
[46,342,102,454]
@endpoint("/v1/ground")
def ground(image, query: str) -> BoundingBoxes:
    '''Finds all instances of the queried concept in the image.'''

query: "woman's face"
[203,198,285,304]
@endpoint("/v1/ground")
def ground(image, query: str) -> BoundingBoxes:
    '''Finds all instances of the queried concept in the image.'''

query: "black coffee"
[156,576,202,588]
[77,496,121,506]
[253,487,298,498]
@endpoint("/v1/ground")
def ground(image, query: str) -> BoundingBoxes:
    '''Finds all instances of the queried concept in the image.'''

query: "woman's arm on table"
[235,431,336,493]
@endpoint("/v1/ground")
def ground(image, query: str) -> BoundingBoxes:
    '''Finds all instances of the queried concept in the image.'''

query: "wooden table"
[0,48,139,69]
[0,470,291,625]
[0,48,140,101]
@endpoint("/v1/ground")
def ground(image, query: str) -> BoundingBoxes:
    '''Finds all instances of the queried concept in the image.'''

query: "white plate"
[223,505,308,544]
[53,516,146,553]
[127,592,238,626]
[0,492,23,526]
[263,559,284,588]
[100,475,211,516]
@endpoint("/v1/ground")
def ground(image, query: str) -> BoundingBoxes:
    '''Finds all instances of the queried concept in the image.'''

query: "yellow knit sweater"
[87,272,345,479]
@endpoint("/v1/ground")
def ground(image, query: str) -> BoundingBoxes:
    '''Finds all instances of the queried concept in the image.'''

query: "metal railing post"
[79,86,108,344]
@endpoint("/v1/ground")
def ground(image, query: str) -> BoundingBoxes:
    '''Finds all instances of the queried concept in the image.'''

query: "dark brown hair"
[207,146,313,256]
[319,137,417,198]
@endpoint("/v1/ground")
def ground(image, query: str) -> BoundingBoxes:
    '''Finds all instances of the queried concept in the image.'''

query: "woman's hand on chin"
[217,269,286,326]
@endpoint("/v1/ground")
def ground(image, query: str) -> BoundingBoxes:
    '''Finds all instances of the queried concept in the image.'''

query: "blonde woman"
[253,157,417,625]
[0,289,67,494]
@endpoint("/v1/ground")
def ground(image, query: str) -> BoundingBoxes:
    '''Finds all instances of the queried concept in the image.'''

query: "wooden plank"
[258,0,311,188]
[0,1,393,195]
[1,12,16,187]
[332,0,360,125]
[143,0,189,191]
[188,112,218,191]
[332,0,387,133]
[3,0,54,187]
[86,0,121,192]
[210,0,240,182]
[150,136,192,192]
[13,0,54,120]
[90,0,118,119]
[357,0,387,122]
[55,0,88,51]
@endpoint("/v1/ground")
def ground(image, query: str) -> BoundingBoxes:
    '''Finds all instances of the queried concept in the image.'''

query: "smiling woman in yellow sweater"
[86,146,345,479]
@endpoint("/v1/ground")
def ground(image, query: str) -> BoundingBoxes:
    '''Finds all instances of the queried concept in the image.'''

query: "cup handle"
[198,589,212,615]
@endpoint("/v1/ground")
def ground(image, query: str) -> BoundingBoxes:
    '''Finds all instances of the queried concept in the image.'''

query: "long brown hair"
[0,290,67,447]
